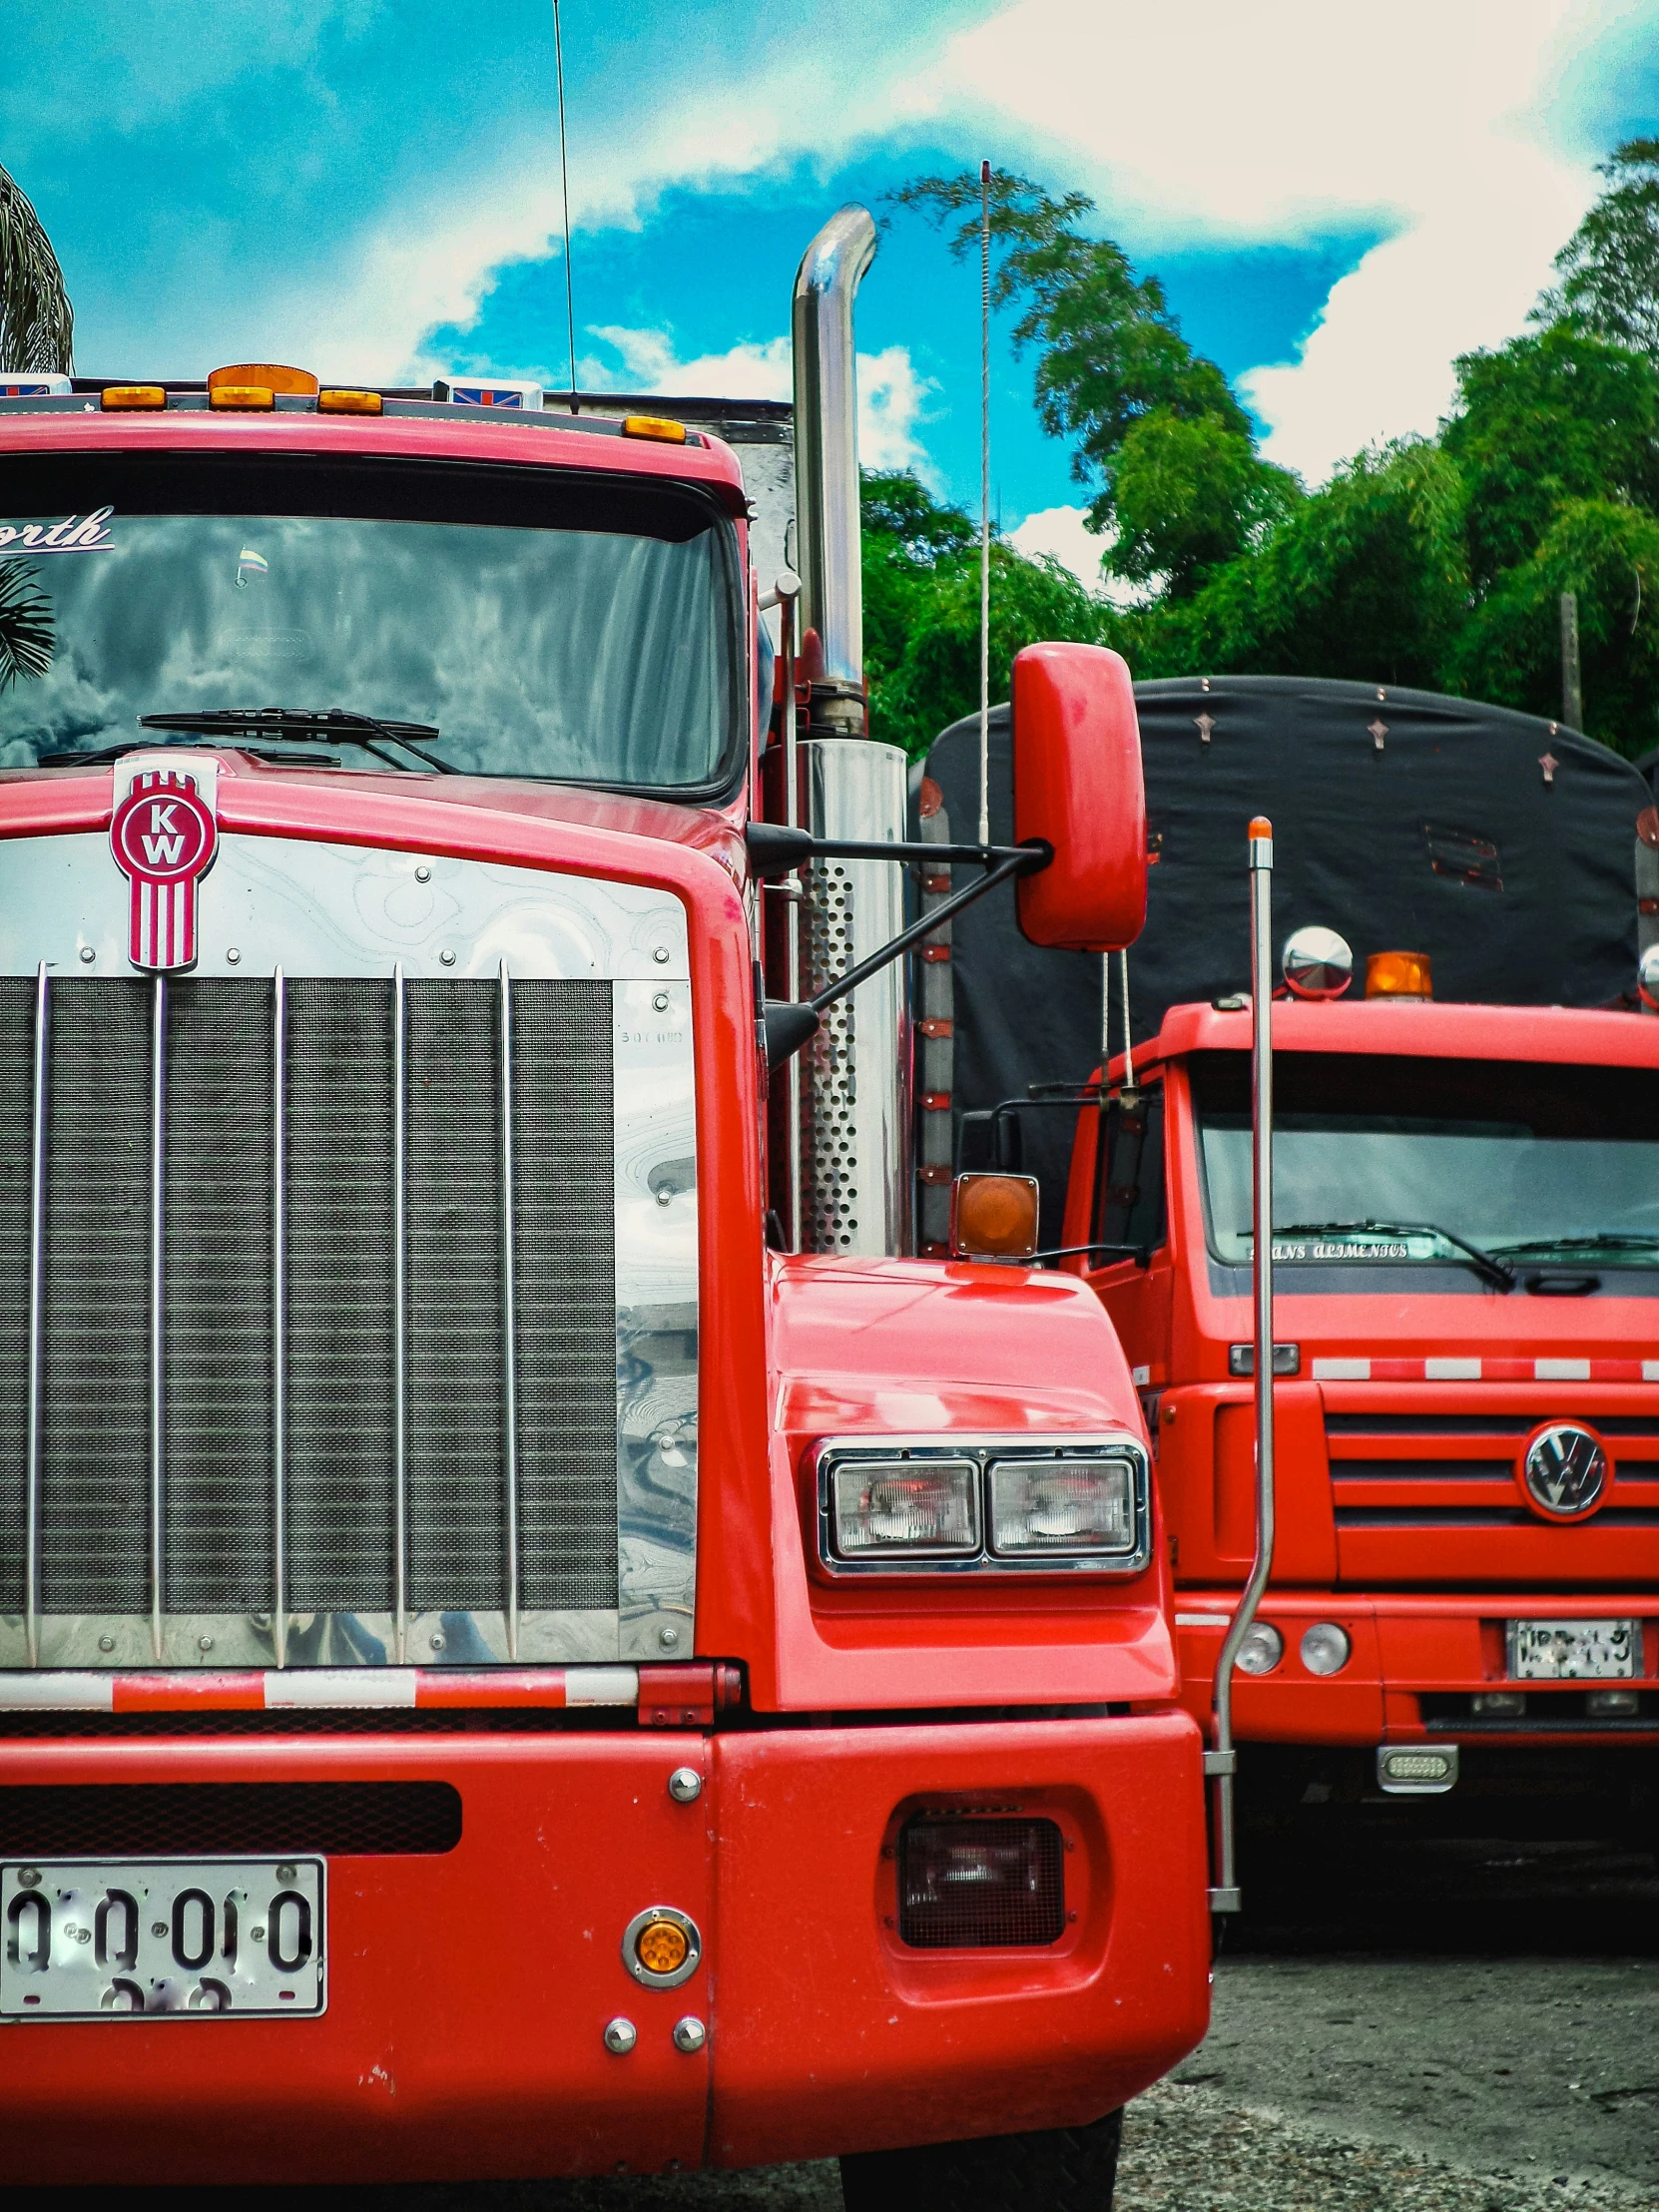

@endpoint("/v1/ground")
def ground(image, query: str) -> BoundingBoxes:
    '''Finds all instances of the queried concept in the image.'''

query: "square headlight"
[830,1456,980,1560]
[987,1454,1138,1557]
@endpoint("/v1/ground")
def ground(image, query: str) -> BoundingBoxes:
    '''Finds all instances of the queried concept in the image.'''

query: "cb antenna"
[978,157,992,847]
[552,0,578,414]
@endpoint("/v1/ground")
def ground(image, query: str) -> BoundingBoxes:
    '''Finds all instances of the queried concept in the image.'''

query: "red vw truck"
[923,675,1659,1852]
[0,210,1209,2197]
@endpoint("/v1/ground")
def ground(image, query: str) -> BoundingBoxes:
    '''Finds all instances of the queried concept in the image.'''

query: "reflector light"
[318,388,383,415]
[898,1817,1065,1948]
[634,1919,690,1976]
[949,1171,1040,1260]
[208,362,318,395]
[987,1455,1135,1556]
[830,1458,978,1558]
[1377,1745,1458,1794]
[622,414,689,443]
[1365,949,1432,999]
[209,385,276,411]
[1472,1690,1525,1716]
[101,385,167,411]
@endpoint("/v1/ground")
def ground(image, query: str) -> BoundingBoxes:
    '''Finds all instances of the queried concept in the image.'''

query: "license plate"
[1506,1618,1641,1681]
[1,1859,325,2019]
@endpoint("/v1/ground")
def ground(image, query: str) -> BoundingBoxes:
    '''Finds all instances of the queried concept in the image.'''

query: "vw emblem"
[1518,1423,1610,1522]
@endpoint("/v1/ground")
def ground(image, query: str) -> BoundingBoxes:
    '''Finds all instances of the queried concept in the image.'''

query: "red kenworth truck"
[0,210,1210,2197]
[924,675,1659,1853]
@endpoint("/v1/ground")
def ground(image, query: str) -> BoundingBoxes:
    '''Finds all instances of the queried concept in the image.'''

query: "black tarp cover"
[922,674,1649,1242]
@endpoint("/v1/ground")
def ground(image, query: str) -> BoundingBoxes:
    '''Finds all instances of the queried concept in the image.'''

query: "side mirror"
[1011,641,1147,952]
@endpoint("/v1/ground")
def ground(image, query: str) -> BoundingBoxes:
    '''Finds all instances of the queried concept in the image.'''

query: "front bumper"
[0,1711,1208,2183]
[1175,1593,1659,1746]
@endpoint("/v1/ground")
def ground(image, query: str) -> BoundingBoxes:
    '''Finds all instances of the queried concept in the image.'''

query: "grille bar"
[498,959,521,1662]
[148,975,166,1663]
[272,969,288,1671]
[392,961,408,1664]
[24,965,48,1669]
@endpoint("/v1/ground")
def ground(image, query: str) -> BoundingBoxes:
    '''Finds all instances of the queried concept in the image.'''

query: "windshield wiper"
[137,707,453,775]
[1275,1219,1517,1292]
[1489,1232,1659,1257]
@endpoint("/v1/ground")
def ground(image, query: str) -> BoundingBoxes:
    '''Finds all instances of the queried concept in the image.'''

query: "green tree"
[1,163,73,374]
[1110,408,1301,594]
[1537,138,1659,360]
[0,562,54,691]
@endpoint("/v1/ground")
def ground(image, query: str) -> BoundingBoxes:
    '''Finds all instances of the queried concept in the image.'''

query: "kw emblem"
[110,767,219,971]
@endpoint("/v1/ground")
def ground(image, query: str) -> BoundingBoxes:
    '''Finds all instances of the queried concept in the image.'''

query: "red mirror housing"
[1011,641,1147,951]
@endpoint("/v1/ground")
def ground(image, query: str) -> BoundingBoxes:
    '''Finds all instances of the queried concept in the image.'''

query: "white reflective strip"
[565,1665,640,1707]
[1131,1365,1151,1387]
[1175,1613,1232,1628]
[1645,1362,1659,1383]
[1535,1359,1591,1381]
[1314,1358,1371,1381]
[0,1673,114,1710]
[1425,1358,1481,1380]
[265,1669,418,1709]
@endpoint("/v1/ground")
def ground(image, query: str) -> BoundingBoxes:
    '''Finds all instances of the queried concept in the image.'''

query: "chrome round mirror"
[1282,925,1354,1001]
[1639,942,1659,1011]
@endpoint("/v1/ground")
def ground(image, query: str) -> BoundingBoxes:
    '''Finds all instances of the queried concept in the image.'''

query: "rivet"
[439,948,456,966]
[415,864,431,882]
[226,947,241,964]
[604,2017,638,2055]
[98,1635,115,1653]
[658,1624,680,1650]
[276,1864,296,1885]
[429,1631,445,1652]
[672,2016,707,2053]
[17,1869,38,1890]
[668,1767,702,1804]
[78,945,95,964]
[655,1188,673,1207]
[77,1927,91,1943]
[151,1922,167,1937]
[653,991,670,1012]
[653,945,670,963]
[250,1925,266,1940]
[198,1635,214,1652]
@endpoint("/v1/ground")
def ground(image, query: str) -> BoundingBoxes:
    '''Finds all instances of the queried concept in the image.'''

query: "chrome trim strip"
[149,975,167,1663]
[24,963,48,1669]
[392,962,408,1665]
[813,1431,1153,1579]
[498,958,520,1661]
[0,1606,629,1670]
[272,968,288,1670]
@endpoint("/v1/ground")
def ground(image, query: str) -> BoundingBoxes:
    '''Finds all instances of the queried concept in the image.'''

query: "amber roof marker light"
[100,385,167,411]
[208,362,319,395]
[621,414,689,443]
[1366,950,1433,1000]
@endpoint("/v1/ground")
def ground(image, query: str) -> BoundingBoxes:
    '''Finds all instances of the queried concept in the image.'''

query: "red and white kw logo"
[110,767,219,971]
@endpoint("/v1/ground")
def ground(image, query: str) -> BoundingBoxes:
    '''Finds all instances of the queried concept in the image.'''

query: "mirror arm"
[745,821,1041,877]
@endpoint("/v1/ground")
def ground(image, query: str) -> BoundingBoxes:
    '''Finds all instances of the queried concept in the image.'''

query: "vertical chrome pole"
[392,963,408,1663]
[272,969,288,1670]
[24,964,49,1669]
[497,958,520,1661]
[977,157,992,850]
[149,974,168,1665]
[782,580,804,1252]
[1209,817,1277,1914]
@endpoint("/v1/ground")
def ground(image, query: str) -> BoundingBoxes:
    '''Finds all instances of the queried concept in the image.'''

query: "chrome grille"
[0,970,620,1662]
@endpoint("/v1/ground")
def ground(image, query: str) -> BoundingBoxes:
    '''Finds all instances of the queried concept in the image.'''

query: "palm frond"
[0,561,54,690]
[0,163,73,374]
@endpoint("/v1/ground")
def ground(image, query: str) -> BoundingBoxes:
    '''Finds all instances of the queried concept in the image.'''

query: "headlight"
[830,1457,979,1558]
[988,1456,1136,1557]
[816,1436,1150,1575]
[1236,1622,1285,1674]
[1300,1622,1352,1676]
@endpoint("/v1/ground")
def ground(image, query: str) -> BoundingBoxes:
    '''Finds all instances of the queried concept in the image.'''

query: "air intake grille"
[0,973,618,1649]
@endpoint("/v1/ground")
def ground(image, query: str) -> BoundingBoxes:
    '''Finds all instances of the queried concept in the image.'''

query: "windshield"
[0,451,741,790]
[1192,1050,1659,1273]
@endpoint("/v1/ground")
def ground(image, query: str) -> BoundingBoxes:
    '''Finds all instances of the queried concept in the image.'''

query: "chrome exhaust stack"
[786,206,911,1257]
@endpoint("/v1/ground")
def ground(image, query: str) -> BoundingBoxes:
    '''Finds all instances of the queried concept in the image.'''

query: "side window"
[1098,1084,1166,1256]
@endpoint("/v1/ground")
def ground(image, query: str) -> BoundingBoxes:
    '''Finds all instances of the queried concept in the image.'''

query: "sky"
[5,0,1659,588]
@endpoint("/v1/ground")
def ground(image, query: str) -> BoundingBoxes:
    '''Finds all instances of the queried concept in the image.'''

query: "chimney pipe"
[793,205,876,733]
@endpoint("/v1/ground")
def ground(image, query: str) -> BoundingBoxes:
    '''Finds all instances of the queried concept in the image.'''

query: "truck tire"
[838,2105,1122,2212]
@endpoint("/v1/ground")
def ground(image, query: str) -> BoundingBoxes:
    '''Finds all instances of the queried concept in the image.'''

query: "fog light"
[622,1906,701,1988]
[1378,1745,1458,1794]
[1236,1622,1285,1675]
[987,1455,1136,1558]
[1300,1622,1352,1676]
[897,1817,1065,1948]
[1588,1689,1640,1717]
[1472,1691,1525,1717]
[830,1457,978,1559]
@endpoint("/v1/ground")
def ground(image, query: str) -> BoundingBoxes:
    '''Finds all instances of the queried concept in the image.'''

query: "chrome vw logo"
[1518,1423,1610,1522]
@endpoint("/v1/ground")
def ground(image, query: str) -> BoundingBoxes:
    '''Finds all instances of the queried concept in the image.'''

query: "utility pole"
[1560,590,1584,730]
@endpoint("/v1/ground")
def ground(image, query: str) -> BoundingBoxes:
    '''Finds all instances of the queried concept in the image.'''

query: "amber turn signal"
[318,388,383,414]
[208,362,318,395]
[634,1918,691,1976]
[949,1172,1040,1261]
[1365,950,1433,1000]
[100,385,167,411]
[621,414,688,443]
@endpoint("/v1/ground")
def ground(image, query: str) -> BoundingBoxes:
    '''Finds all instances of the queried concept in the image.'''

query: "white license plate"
[1,1859,325,2019]
[1507,1618,1641,1681]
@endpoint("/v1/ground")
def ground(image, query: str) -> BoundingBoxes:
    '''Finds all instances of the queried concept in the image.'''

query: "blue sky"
[5,0,1658,583]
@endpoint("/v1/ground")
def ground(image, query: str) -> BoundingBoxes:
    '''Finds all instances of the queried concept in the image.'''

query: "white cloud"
[582,326,933,475]
[939,0,1631,478]
[1007,504,1155,605]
